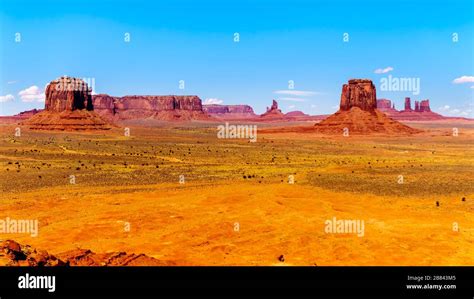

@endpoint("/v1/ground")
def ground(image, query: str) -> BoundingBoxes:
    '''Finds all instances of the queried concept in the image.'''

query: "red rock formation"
[92,94,210,121]
[22,77,111,130]
[0,109,43,124]
[376,99,391,109]
[376,97,444,120]
[260,99,285,119]
[0,240,173,266]
[377,99,398,114]
[17,108,42,117]
[404,97,412,111]
[420,99,431,112]
[414,101,420,112]
[314,79,419,135]
[285,111,309,117]
[203,104,256,119]
[340,79,377,111]
[45,77,93,112]
[269,99,279,111]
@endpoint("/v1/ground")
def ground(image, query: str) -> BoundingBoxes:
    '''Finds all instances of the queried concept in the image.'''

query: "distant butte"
[203,104,257,119]
[260,99,285,119]
[314,79,420,135]
[377,97,444,121]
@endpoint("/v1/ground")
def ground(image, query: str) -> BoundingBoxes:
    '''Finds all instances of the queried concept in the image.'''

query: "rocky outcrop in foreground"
[93,94,211,121]
[0,240,173,266]
[22,77,111,130]
[315,79,420,135]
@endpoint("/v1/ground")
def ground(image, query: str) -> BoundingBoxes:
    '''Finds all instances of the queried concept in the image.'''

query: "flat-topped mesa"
[203,104,255,114]
[45,77,93,112]
[377,99,392,110]
[340,79,377,112]
[92,94,210,121]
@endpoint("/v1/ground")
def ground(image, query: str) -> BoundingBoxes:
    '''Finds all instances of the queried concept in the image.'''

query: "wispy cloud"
[203,98,223,105]
[374,67,394,74]
[278,97,306,102]
[0,94,15,102]
[437,103,473,117]
[7,80,18,85]
[18,86,45,102]
[452,76,474,84]
[273,90,322,97]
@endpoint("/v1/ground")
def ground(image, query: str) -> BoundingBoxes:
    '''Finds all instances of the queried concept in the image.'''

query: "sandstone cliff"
[93,94,210,121]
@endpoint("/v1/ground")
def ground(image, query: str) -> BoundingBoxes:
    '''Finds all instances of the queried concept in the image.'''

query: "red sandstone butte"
[22,77,110,130]
[314,79,420,135]
[340,79,377,112]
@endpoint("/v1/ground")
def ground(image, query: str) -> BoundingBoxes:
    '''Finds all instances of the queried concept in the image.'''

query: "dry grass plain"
[0,121,473,265]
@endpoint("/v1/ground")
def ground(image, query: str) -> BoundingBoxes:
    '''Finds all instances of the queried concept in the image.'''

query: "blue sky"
[0,0,473,116]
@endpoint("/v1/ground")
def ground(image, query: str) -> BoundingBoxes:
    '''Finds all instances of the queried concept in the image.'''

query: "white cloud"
[273,90,322,96]
[0,94,14,102]
[7,80,17,84]
[288,105,296,109]
[452,76,474,84]
[203,98,223,105]
[437,103,473,117]
[18,86,45,102]
[374,67,394,74]
[278,97,306,102]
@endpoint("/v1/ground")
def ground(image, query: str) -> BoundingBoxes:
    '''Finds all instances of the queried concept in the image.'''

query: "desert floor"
[0,121,473,265]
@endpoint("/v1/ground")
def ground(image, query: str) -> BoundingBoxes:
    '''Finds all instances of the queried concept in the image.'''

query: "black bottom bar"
[0,267,472,298]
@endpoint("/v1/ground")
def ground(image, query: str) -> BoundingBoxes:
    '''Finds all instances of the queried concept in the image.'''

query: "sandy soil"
[0,121,473,265]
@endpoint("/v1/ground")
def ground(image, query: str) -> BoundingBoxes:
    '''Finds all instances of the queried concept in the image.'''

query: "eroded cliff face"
[340,79,377,112]
[92,95,209,121]
[23,77,110,130]
[45,77,93,112]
